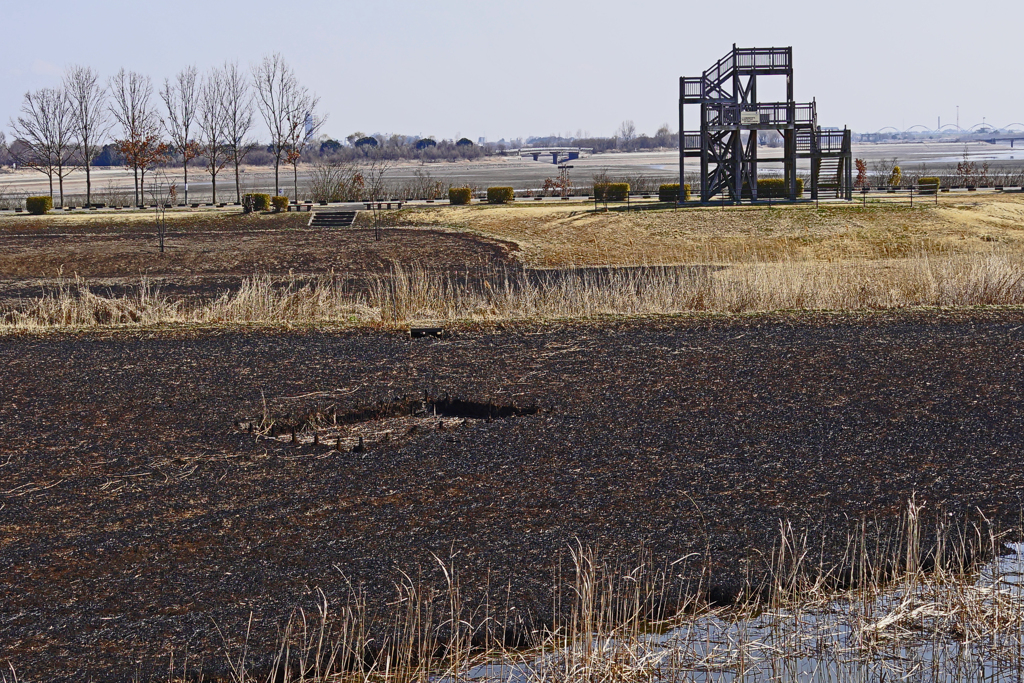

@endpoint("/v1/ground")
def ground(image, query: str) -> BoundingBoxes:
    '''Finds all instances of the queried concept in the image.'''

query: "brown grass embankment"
[375,195,1024,267]
[4,252,1024,331]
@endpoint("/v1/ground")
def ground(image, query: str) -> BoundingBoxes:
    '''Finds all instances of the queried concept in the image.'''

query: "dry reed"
[131,499,1024,682]
[4,253,1024,331]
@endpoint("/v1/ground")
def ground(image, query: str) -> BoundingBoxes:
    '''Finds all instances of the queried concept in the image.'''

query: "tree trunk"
[134,166,140,206]
[211,171,217,204]
[234,157,241,204]
[183,161,189,205]
[58,172,64,209]
[293,163,298,202]
[48,174,54,203]
[140,168,146,207]
[274,156,280,196]
[85,159,92,207]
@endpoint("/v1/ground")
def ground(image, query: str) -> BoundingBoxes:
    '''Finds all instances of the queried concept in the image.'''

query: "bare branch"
[197,67,231,204]
[109,69,165,205]
[222,61,257,204]
[160,66,200,204]
[9,87,79,206]
[64,65,109,206]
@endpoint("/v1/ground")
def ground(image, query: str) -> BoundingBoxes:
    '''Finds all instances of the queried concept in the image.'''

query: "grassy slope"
[376,194,1024,267]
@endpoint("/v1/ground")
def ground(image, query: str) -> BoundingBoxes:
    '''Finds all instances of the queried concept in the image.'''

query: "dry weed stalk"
[4,253,1024,331]
[185,500,1024,683]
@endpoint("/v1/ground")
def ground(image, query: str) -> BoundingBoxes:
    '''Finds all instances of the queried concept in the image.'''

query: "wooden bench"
[364,201,403,210]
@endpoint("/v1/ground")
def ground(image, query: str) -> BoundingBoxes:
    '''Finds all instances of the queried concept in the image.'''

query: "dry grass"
[110,499,1024,683]
[383,194,1024,268]
[4,253,1024,331]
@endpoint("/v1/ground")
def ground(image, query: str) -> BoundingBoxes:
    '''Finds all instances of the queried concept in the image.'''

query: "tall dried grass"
[133,499,1023,683]
[3,253,1024,331]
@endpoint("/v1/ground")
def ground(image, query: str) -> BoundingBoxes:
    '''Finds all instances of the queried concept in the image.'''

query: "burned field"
[3,311,1024,680]
[0,212,516,304]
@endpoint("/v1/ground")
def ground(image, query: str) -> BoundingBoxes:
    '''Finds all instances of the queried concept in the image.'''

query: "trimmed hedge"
[271,196,289,212]
[242,193,271,213]
[26,196,53,215]
[449,187,472,205]
[918,176,941,194]
[658,184,691,202]
[753,178,804,199]
[594,183,630,201]
[487,187,515,204]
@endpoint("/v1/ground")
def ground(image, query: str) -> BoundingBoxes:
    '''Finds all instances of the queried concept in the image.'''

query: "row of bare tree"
[5,54,324,208]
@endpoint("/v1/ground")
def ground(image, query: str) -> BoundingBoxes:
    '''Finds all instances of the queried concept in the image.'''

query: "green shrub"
[449,187,472,205]
[658,184,691,202]
[487,187,515,204]
[242,193,271,213]
[594,182,630,201]
[918,176,941,194]
[752,178,804,199]
[26,196,53,215]
[271,196,289,212]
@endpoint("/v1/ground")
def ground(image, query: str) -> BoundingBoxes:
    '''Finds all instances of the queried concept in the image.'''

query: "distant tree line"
[2,58,683,208]
[2,54,324,207]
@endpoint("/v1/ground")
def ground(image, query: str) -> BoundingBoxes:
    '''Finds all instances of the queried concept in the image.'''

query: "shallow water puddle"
[456,544,1024,682]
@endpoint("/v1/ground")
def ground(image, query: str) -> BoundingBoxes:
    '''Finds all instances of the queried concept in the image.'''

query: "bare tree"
[870,157,899,188]
[160,66,200,205]
[64,65,109,208]
[109,69,165,205]
[284,85,326,202]
[148,172,177,253]
[364,159,392,241]
[197,68,230,204]
[308,159,362,202]
[252,53,295,196]
[617,120,637,151]
[9,87,79,207]
[222,61,257,204]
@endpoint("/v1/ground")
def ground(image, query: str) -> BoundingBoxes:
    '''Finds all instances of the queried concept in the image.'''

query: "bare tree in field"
[617,120,637,151]
[222,61,257,204]
[9,87,79,207]
[109,69,166,205]
[160,66,200,205]
[364,159,392,241]
[197,68,230,204]
[64,65,109,208]
[284,86,326,201]
[148,172,177,253]
[252,53,297,196]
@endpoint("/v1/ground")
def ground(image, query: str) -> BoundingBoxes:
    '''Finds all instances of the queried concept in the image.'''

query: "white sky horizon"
[2,0,1021,144]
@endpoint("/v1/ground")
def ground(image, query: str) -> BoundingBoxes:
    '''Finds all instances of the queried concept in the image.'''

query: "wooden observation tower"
[679,45,853,203]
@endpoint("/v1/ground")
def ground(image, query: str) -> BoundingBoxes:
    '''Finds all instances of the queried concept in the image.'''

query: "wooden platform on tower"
[678,45,853,203]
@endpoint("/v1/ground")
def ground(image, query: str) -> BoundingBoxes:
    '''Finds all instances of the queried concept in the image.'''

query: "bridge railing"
[816,130,848,154]
[735,47,792,71]
[682,132,702,151]
[682,77,704,100]
[700,101,816,128]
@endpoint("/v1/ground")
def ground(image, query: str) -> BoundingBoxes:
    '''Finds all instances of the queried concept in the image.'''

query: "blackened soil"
[0,225,516,304]
[3,311,1024,680]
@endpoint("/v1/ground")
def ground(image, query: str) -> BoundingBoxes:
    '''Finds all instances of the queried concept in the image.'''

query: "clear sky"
[3,0,1021,142]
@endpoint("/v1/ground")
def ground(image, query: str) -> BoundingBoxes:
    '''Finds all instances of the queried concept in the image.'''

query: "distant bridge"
[980,137,1024,148]
[515,147,593,164]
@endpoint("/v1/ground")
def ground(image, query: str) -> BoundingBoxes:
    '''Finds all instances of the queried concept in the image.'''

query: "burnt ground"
[3,311,1024,680]
[0,215,516,304]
